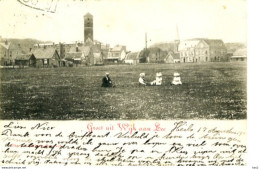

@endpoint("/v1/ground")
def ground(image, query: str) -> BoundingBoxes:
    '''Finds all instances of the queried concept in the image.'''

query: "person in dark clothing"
[101,72,113,87]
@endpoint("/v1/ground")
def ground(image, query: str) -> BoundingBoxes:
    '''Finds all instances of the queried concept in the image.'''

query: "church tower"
[84,13,93,43]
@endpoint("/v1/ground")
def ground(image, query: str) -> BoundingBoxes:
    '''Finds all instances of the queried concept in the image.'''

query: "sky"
[0,0,247,51]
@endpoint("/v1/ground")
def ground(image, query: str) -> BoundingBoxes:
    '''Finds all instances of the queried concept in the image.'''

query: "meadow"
[0,62,247,120]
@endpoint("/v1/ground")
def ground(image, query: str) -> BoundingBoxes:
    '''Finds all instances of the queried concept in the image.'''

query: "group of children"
[101,72,182,87]
[139,72,182,86]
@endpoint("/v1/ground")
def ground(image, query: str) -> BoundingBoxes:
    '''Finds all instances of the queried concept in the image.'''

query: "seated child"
[151,72,162,86]
[171,72,182,85]
[139,73,146,85]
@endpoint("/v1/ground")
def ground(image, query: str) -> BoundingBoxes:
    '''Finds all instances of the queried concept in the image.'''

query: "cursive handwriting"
[0,120,247,166]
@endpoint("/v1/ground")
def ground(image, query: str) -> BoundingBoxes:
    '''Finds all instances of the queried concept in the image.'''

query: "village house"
[179,39,227,63]
[0,41,11,65]
[164,51,180,63]
[31,47,60,67]
[14,54,36,67]
[230,48,247,61]
[124,52,140,65]
[34,40,105,66]
[105,45,126,63]
[65,44,91,66]
[65,52,83,66]
[0,41,25,66]
[34,42,66,59]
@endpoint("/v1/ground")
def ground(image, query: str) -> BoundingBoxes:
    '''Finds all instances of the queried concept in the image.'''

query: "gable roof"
[179,39,226,51]
[85,38,93,45]
[178,40,200,51]
[125,52,140,60]
[203,39,225,48]
[15,54,35,60]
[233,48,247,57]
[32,47,59,59]
[0,41,11,49]
[165,51,180,60]
[8,43,26,54]
[111,45,126,52]
[84,12,93,17]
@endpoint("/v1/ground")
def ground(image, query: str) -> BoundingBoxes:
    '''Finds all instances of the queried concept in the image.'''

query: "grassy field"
[0,62,247,120]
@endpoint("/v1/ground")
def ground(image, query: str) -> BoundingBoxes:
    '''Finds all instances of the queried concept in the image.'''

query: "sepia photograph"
[0,0,247,120]
[0,0,252,167]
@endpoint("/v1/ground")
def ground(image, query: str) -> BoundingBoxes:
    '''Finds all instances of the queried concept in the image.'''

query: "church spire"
[174,25,180,42]
[173,25,180,53]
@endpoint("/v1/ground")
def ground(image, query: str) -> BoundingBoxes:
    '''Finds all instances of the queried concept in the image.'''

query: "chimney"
[5,40,8,45]
[59,43,64,58]
[76,42,79,52]
[29,48,32,52]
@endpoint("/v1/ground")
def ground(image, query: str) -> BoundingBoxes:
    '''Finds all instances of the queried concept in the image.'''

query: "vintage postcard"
[0,0,252,168]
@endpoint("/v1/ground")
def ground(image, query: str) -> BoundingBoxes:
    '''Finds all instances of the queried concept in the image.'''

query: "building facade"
[179,39,227,63]
[105,45,126,63]
[0,41,25,66]
[230,48,247,61]
[124,52,140,65]
[32,47,60,67]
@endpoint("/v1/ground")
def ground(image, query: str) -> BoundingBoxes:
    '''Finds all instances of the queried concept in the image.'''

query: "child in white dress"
[151,72,162,86]
[171,72,182,85]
